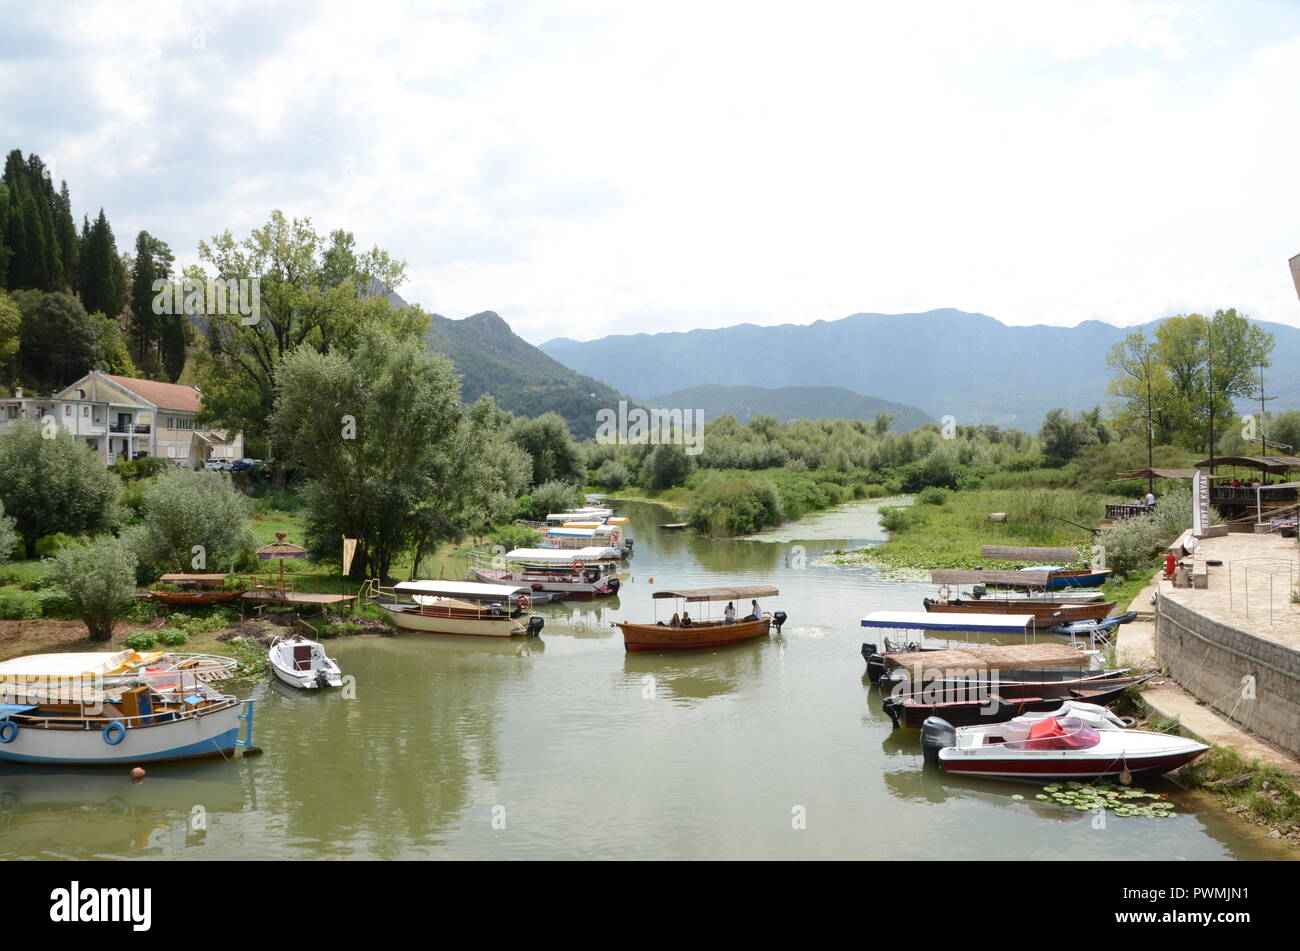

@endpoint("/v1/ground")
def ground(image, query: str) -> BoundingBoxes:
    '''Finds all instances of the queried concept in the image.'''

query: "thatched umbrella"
[256,533,309,596]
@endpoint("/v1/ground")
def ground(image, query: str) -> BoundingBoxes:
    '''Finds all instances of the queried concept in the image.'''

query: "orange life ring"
[572,560,586,571]
[609,530,620,542]
[517,594,532,611]
[937,585,952,601]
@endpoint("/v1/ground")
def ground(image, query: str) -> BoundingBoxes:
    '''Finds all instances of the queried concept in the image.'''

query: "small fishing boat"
[469,546,621,597]
[147,573,245,605]
[883,683,1143,728]
[921,713,1207,780]
[0,651,254,765]
[268,634,343,689]
[364,579,545,637]
[922,596,1116,629]
[615,585,786,652]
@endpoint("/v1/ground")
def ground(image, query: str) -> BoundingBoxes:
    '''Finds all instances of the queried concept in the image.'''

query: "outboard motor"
[316,670,331,689]
[920,717,956,766]
[861,642,885,684]
[772,610,788,632]
[881,694,903,729]
[971,583,986,600]
[608,577,620,593]
[526,615,545,637]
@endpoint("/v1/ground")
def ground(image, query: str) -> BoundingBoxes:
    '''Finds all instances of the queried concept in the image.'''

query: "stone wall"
[1155,593,1300,758]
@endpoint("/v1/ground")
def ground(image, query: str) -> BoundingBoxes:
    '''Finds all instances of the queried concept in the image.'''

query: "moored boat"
[147,572,245,605]
[920,713,1207,780]
[1020,565,1112,589]
[364,579,545,637]
[0,651,254,765]
[883,684,1145,728]
[468,546,621,597]
[268,634,344,689]
[615,585,786,652]
[922,596,1116,629]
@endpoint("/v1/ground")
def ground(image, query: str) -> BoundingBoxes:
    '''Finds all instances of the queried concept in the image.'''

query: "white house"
[0,371,243,468]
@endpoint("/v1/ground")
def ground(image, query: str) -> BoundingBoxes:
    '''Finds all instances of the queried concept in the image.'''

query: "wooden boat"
[268,634,343,690]
[0,651,253,765]
[469,546,620,597]
[923,597,1115,629]
[921,712,1207,780]
[147,572,245,605]
[615,585,786,652]
[364,579,544,637]
[1021,566,1112,589]
[883,685,1144,729]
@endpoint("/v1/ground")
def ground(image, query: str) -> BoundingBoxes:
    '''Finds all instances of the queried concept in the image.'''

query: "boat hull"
[937,747,1205,780]
[617,617,770,652]
[148,589,244,605]
[923,598,1116,628]
[469,566,618,598]
[1044,570,1111,589]
[374,600,528,637]
[885,681,1136,728]
[0,703,242,766]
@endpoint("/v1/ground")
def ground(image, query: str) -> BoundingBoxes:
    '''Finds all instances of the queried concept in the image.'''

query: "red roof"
[102,375,203,412]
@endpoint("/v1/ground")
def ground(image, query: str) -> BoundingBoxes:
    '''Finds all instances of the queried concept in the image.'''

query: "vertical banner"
[342,537,358,577]
[1192,471,1209,537]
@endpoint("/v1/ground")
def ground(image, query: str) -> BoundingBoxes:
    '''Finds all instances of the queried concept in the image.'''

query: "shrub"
[0,590,41,620]
[917,487,951,506]
[127,469,257,580]
[488,523,541,551]
[35,533,78,558]
[155,627,188,646]
[125,630,157,650]
[36,588,78,619]
[110,457,173,481]
[594,459,629,490]
[52,537,139,642]
[0,499,15,565]
[686,475,783,535]
[511,481,582,522]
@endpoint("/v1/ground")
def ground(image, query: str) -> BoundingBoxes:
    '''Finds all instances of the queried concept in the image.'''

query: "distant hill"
[422,310,631,439]
[541,309,1300,428]
[646,384,932,431]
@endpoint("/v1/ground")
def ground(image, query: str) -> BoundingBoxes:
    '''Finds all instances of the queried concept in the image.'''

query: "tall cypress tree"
[54,181,78,292]
[79,208,126,318]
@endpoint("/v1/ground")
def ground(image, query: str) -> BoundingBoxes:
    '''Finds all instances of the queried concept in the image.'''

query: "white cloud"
[4,0,1299,342]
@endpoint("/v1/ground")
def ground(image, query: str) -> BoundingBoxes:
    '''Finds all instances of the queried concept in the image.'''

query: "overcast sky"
[4,0,1299,343]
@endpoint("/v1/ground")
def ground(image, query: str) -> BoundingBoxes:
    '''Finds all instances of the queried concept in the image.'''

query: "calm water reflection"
[0,499,1290,860]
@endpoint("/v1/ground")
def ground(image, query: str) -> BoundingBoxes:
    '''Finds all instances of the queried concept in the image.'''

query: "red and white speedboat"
[921,710,1208,781]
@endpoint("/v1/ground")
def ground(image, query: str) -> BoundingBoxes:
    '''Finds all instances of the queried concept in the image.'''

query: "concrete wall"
[1156,593,1300,758]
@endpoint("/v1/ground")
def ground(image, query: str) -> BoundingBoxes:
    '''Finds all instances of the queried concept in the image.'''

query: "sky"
[3,0,1300,344]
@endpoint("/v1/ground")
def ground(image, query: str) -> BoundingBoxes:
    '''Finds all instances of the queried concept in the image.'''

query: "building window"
[83,406,89,417]
[65,405,71,417]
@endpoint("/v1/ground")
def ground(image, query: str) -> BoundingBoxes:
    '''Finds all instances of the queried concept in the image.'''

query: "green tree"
[1269,410,1300,455]
[196,211,428,463]
[78,208,127,317]
[1039,408,1099,466]
[125,469,256,579]
[270,325,472,580]
[128,230,175,369]
[13,289,105,386]
[511,412,581,486]
[52,537,137,642]
[0,289,20,383]
[0,421,121,557]
[643,443,694,489]
[0,499,16,565]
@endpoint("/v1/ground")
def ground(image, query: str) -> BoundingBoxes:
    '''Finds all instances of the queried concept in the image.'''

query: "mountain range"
[422,310,628,439]
[645,384,932,431]
[541,309,1300,428]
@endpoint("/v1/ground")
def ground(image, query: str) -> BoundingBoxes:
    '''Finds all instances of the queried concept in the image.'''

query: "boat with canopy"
[363,579,545,637]
[469,546,621,597]
[0,651,253,765]
[614,585,786,652]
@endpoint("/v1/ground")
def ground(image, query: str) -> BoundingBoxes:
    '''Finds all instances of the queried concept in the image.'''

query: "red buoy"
[131,767,146,779]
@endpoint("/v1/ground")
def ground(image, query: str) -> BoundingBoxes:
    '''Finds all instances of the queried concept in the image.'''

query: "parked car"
[203,458,232,471]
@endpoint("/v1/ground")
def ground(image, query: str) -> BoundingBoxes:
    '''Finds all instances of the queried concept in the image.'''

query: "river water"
[0,499,1290,860]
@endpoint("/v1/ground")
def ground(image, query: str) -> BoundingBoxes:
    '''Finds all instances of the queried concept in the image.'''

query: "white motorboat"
[921,709,1208,781]
[268,634,344,689]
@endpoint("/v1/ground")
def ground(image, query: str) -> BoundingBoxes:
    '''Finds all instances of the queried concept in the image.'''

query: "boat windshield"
[1006,716,1101,751]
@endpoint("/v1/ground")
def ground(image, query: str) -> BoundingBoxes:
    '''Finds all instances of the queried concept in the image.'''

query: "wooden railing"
[1105,503,1151,520]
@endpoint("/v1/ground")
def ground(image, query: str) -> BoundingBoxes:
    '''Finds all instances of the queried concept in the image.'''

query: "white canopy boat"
[268,634,344,689]
[363,579,545,637]
[469,546,621,597]
[0,651,254,766]
[921,710,1208,781]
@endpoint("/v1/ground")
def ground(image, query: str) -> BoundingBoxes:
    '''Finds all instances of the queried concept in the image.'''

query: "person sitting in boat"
[747,599,761,621]
[670,612,680,627]
[681,611,693,627]
[724,602,736,624]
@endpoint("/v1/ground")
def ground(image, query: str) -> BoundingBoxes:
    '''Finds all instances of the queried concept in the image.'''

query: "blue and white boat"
[1019,565,1112,589]
[0,651,255,765]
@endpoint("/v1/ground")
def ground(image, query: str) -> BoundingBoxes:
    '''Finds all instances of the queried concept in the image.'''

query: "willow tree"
[270,326,529,580]
[195,211,429,469]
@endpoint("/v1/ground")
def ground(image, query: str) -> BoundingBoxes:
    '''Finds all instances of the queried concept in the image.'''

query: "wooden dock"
[241,591,357,607]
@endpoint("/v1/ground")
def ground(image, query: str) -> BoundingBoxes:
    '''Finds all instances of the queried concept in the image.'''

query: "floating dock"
[860,611,1035,634]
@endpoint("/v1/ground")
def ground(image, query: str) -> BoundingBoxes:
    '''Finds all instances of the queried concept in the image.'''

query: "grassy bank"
[1179,745,1300,842]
